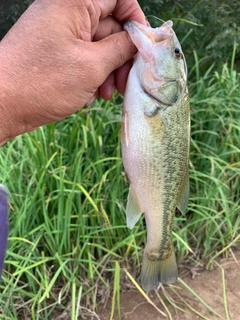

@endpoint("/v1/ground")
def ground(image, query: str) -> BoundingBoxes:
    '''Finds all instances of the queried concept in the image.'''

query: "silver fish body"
[121,21,190,291]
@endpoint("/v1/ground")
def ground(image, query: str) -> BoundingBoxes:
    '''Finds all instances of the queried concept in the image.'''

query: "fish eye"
[174,47,182,59]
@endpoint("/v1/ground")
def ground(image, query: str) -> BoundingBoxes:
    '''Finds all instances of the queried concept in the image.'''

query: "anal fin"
[126,185,142,229]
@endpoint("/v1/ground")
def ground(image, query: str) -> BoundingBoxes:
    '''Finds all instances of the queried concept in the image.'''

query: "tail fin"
[140,250,178,291]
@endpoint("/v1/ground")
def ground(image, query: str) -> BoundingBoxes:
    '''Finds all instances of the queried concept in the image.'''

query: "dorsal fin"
[176,173,189,213]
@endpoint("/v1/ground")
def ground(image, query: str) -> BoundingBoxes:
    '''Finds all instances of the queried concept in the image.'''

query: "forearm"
[0,44,35,146]
[0,53,22,146]
[0,25,66,146]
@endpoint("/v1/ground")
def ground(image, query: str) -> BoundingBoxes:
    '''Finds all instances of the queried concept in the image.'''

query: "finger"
[115,59,133,95]
[112,0,146,24]
[99,72,115,100]
[86,89,99,106]
[92,31,137,84]
[94,16,122,41]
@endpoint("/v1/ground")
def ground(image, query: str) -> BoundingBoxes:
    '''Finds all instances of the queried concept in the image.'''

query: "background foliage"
[0,0,33,39]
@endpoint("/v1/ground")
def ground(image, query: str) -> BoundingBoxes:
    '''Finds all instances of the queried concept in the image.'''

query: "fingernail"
[110,86,115,99]
[86,91,98,106]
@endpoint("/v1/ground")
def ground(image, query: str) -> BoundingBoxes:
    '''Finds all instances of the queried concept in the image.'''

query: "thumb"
[93,31,136,82]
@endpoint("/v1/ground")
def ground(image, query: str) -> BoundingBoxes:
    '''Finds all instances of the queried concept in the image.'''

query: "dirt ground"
[98,248,240,320]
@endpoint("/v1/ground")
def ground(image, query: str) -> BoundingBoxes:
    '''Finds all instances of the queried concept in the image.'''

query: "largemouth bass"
[121,20,190,291]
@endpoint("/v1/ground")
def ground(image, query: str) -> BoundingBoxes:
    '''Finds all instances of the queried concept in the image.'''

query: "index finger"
[112,0,146,24]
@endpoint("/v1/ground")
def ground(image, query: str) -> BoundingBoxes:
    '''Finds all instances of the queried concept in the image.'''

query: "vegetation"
[0,0,33,39]
[0,0,239,319]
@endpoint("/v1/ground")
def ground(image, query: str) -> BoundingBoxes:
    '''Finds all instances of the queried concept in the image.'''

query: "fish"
[0,184,9,281]
[121,20,190,291]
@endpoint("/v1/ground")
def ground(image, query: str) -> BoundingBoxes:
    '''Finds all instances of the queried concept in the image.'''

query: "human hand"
[0,0,146,144]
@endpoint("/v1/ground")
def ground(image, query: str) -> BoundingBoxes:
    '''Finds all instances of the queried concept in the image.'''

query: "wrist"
[0,67,17,146]
[0,40,38,146]
[0,47,30,146]
[0,54,22,145]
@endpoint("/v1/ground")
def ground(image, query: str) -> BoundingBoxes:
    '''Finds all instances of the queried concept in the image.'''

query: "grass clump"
[0,100,132,318]
[0,51,239,318]
[185,48,240,261]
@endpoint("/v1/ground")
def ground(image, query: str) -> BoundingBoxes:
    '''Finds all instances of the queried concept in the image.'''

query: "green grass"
[0,51,239,318]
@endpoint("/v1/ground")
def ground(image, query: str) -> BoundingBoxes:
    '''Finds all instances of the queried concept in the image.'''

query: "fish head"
[124,20,187,107]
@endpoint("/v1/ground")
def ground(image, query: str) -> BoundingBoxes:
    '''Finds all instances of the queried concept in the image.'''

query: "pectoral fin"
[126,186,142,229]
[144,103,159,117]
[177,174,189,213]
[122,111,130,147]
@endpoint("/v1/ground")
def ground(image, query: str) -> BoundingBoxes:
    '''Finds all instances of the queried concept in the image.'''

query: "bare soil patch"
[98,248,240,320]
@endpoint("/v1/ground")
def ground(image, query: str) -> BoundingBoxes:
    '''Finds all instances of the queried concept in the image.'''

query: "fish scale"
[122,20,190,291]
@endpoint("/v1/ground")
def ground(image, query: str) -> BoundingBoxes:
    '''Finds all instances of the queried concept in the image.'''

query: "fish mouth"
[124,20,173,43]
[124,20,174,61]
